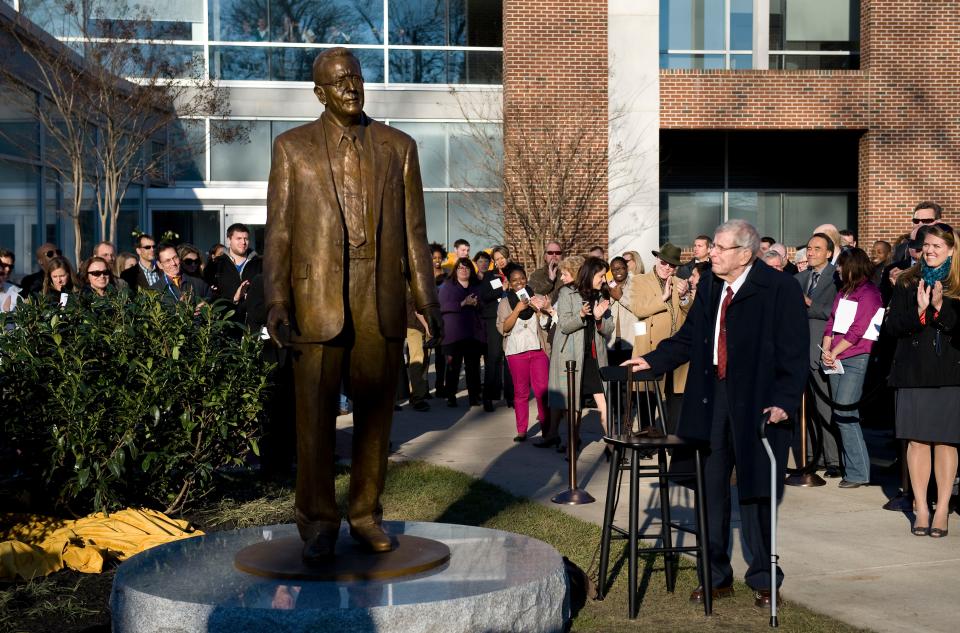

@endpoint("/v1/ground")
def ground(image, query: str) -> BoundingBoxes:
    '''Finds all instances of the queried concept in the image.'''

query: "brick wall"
[659,0,960,248]
[502,0,609,267]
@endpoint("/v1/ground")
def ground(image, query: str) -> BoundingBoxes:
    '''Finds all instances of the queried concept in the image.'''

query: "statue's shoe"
[301,530,338,563]
[349,521,393,553]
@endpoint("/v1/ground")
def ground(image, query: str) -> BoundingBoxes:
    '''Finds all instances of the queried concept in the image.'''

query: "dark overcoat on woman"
[644,263,809,500]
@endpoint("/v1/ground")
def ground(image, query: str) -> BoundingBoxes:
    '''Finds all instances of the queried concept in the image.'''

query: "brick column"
[502,1,609,266]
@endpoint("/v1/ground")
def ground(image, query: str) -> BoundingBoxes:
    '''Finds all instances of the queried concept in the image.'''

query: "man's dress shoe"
[349,522,393,553]
[302,531,338,563]
[754,589,782,607]
[689,584,733,604]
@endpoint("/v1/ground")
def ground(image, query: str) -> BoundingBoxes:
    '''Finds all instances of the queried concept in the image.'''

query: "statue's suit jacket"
[264,114,438,343]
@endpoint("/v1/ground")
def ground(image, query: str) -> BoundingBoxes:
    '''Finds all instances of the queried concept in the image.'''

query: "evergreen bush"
[0,290,270,515]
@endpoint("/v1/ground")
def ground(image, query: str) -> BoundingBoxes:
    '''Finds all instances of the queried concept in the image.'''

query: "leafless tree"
[454,91,643,268]
[1,1,241,261]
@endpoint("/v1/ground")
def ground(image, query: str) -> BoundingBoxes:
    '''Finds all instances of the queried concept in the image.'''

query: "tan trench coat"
[630,271,692,392]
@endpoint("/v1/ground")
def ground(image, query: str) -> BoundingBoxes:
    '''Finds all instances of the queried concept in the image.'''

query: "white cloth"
[504,314,542,356]
[713,264,753,365]
[0,282,20,312]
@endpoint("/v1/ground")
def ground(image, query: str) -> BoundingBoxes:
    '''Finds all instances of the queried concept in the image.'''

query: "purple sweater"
[439,280,486,345]
[823,280,883,359]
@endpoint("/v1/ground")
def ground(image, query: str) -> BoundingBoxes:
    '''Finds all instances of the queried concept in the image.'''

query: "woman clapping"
[886,223,960,538]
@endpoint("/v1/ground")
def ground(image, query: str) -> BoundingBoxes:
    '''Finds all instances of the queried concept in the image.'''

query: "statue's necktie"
[342,135,366,247]
[717,287,734,380]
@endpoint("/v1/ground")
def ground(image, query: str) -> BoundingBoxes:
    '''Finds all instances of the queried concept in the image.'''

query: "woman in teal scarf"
[886,222,960,538]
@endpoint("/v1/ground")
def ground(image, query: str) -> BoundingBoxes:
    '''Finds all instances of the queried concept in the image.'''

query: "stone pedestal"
[110,521,569,633]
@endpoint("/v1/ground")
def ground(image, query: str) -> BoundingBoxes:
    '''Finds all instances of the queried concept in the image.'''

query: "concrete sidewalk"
[348,394,959,633]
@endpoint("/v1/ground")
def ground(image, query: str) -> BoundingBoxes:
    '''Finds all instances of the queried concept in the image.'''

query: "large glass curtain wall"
[21,0,503,84]
[203,118,502,251]
[660,0,860,70]
[660,130,860,248]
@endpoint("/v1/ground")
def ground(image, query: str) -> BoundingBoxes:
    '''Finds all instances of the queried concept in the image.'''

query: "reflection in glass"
[659,53,725,70]
[152,208,221,252]
[208,0,383,44]
[782,193,855,247]
[389,122,447,188]
[423,192,446,246]
[0,91,39,161]
[389,50,501,84]
[210,47,384,82]
[210,120,270,181]
[170,119,207,182]
[729,0,753,50]
[449,191,502,250]
[660,0,726,51]
[659,191,723,247]
[389,0,501,47]
[728,192,780,240]
[448,123,500,189]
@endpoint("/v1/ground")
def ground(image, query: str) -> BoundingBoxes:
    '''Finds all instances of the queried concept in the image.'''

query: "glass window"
[171,119,206,182]
[448,123,500,189]
[389,49,501,84]
[424,192,447,246]
[728,192,781,239]
[0,161,38,275]
[659,191,723,248]
[659,53,725,70]
[660,0,726,51]
[769,0,860,70]
[270,120,309,144]
[210,120,270,181]
[151,208,221,250]
[449,191,502,251]
[389,0,502,47]
[0,91,38,161]
[389,122,447,188]
[208,0,383,44]
[210,46,384,82]
[782,193,855,247]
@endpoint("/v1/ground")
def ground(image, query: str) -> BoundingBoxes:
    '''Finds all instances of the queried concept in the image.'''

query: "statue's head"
[312,47,364,123]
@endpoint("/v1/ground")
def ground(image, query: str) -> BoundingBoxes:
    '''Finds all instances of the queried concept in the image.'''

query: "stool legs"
[598,443,621,599]
[694,448,713,616]
[657,448,677,592]
[628,444,640,619]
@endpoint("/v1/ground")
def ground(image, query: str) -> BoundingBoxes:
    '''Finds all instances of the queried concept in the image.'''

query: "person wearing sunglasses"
[528,240,566,304]
[891,201,943,264]
[0,249,20,313]
[120,234,160,292]
[79,256,118,298]
[177,244,204,279]
[17,242,62,298]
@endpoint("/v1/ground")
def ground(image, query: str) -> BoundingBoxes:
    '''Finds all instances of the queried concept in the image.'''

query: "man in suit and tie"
[624,219,808,607]
[264,47,441,561]
[150,243,211,306]
[794,233,842,477]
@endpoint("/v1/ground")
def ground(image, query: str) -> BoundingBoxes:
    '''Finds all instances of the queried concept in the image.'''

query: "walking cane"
[552,360,595,505]
[758,411,779,628]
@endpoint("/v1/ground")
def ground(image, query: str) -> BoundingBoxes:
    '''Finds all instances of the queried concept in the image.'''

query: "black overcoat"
[645,262,809,499]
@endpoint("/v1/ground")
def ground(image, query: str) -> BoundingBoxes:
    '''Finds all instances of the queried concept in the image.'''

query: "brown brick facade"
[660,0,960,247]
[502,0,609,266]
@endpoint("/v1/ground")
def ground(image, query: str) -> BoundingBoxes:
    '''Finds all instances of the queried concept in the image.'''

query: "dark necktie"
[341,134,366,247]
[717,287,734,380]
[806,271,821,297]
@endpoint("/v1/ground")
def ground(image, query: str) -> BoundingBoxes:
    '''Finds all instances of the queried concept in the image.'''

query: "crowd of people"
[3,205,957,540]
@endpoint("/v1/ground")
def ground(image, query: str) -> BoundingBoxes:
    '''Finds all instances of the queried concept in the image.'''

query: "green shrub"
[0,290,271,515]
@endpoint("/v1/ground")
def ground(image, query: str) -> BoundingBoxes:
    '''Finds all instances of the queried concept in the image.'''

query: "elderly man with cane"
[623,219,808,609]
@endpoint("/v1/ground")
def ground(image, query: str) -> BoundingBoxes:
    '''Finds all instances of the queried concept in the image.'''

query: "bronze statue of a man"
[264,47,442,562]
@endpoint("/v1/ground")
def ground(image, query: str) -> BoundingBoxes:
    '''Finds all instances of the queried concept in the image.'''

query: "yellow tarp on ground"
[0,508,203,581]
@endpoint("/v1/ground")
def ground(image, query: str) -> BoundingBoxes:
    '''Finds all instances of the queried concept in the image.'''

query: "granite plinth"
[110,521,569,633]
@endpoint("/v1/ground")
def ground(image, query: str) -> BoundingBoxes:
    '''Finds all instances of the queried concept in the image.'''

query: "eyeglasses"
[320,74,363,91]
[0,263,11,270]
[546,250,562,256]
[182,258,200,266]
[87,270,110,278]
[44,249,62,258]
[139,244,156,250]
[913,217,936,225]
[711,243,743,253]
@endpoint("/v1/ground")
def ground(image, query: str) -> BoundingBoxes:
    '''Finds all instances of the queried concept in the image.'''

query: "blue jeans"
[827,353,870,483]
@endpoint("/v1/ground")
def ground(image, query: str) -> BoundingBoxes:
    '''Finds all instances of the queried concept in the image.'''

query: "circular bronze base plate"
[234,535,450,581]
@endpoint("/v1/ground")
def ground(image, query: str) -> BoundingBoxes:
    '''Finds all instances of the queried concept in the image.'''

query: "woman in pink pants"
[497,264,554,441]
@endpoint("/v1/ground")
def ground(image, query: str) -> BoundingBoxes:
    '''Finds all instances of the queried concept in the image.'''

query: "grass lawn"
[1,461,871,633]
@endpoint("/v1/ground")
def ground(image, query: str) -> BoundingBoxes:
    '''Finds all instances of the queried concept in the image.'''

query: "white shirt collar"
[721,263,753,297]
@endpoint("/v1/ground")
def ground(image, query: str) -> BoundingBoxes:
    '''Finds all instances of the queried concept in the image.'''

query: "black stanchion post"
[552,360,595,505]
[883,439,914,511]
[785,391,826,487]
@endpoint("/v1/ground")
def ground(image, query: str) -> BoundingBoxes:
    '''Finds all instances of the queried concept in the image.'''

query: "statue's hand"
[266,304,290,348]
[422,306,444,349]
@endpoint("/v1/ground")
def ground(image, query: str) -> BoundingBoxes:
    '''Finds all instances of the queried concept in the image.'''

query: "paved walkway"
[341,393,958,633]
